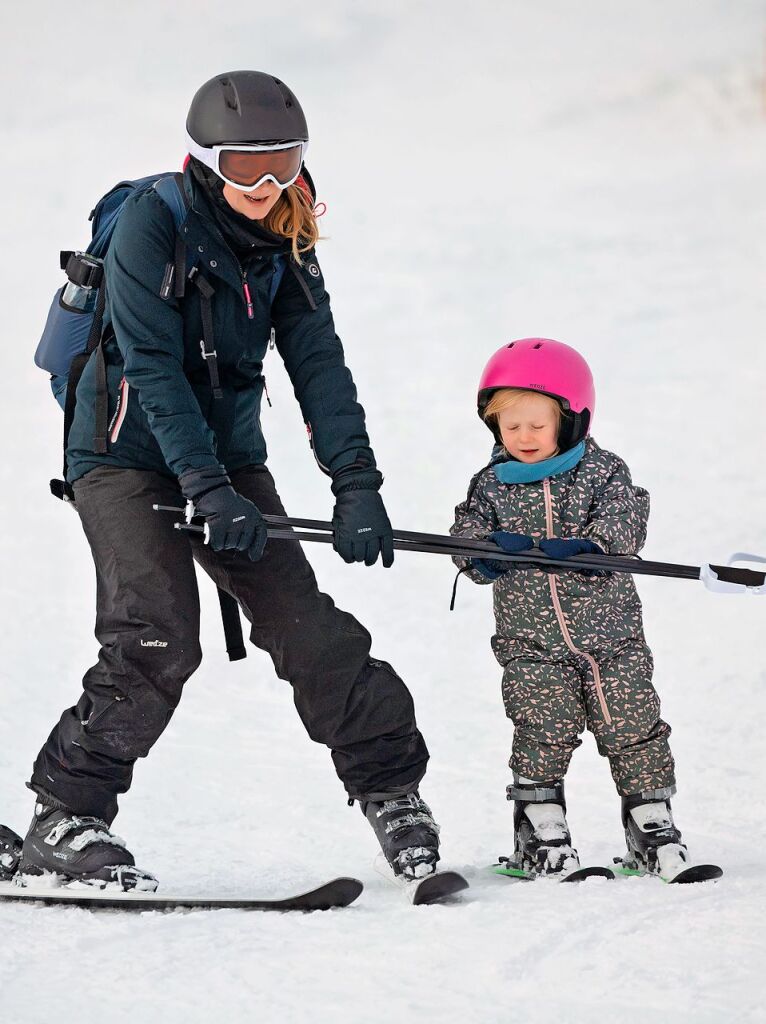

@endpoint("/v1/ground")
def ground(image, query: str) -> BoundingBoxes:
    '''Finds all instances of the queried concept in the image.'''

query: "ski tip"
[321,876,365,906]
[410,870,468,906]
[666,864,723,885]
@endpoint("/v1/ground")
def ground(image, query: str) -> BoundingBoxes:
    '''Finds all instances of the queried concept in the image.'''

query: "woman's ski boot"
[17,801,158,891]
[362,792,440,880]
[500,777,580,878]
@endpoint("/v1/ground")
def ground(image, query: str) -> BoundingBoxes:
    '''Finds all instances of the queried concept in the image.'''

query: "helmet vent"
[533,342,543,349]
[506,342,515,349]
[219,77,241,115]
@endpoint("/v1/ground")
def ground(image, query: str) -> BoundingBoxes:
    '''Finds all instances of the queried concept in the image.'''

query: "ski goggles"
[185,133,307,192]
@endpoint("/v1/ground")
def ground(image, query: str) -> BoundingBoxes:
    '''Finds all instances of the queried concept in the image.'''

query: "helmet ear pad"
[558,407,590,451]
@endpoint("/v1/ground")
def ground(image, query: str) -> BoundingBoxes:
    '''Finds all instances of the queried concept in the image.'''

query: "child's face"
[497,393,560,463]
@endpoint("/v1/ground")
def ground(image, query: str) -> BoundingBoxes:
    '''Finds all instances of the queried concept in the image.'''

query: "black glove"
[471,531,535,579]
[180,466,267,562]
[332,487,394,567]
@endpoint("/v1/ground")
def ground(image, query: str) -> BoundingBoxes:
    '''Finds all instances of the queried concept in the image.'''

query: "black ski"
[0,876,363,912]
[1,823,363,909]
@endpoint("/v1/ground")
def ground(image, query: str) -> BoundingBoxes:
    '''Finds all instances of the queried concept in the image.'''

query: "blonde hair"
[263,182,321,263]
[484,388,562,424]
[484,388,568,453]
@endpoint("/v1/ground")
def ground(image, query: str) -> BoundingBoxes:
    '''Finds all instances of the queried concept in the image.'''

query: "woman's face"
[222,181,282,220]
[496,393,560,463]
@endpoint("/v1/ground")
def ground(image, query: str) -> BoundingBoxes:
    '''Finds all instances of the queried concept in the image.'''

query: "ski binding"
[494,856,614,883]
[611,856,722,885]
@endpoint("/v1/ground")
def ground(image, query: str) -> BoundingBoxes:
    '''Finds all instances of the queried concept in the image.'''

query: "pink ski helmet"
[477,338,595,450]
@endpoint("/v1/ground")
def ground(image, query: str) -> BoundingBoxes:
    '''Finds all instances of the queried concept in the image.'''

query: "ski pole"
[153,506,766,594]
[245,515,766,592]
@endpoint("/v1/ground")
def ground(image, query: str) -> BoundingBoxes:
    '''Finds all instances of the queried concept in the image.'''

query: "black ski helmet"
[186,71,309,146]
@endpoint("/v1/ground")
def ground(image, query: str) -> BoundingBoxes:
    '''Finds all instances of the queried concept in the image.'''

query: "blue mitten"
[471,531,534,580]
[490,531,536,553]
[538,537,603,559]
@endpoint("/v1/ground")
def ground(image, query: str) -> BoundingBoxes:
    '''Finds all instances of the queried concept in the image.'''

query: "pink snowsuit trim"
[543,477,612,726]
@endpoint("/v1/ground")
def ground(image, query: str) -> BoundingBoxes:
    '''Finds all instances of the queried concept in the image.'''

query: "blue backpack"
[35,172,190,418]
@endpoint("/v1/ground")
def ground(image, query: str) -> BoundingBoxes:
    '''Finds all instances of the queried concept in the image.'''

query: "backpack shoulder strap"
[154,172,189,228]
[155,173,191,300]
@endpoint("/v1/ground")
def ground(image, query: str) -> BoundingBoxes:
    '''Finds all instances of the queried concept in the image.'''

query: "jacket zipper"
[306,422,331,475]
[242,273,254,319]
[542,477,612,725]
[108,377,130,444]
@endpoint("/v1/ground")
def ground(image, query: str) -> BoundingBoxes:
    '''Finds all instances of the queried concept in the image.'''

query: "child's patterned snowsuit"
[451,438,675,796]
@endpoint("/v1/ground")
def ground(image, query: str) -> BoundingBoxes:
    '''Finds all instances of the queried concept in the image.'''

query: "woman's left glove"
[538,537,603,559]
[332,487,395,567]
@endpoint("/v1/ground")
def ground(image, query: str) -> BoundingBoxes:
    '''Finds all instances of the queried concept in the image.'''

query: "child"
[451,337,692,879]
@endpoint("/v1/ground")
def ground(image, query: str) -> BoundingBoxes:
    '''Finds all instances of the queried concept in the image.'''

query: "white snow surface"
[1,2,765,1022]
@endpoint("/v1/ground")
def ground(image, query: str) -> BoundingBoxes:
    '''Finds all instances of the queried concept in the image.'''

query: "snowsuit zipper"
[542,477,612,725]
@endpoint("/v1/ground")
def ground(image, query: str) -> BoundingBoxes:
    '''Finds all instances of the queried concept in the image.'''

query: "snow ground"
[1,1,765,1021]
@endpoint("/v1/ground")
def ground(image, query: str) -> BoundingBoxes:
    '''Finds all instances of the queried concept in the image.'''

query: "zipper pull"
[263,376,272,408]
[269,327,276,350]
[242,276,254,319]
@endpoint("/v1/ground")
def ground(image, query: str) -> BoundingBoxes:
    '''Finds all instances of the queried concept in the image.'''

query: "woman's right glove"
[179,467,268,561]
[471,531,534,580]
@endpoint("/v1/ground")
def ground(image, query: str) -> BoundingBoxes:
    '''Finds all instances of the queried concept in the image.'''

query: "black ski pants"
[30,465,428,823]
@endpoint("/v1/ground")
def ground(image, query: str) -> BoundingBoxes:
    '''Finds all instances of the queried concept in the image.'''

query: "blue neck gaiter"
[493,440,586,484]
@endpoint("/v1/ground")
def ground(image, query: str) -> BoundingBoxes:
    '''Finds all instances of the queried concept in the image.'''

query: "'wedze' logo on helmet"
[140,640,168,648]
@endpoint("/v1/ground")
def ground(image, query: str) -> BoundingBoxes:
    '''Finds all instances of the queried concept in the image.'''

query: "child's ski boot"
[0,825,23,880]
[17,801,158,891]
[620,788,687,877]
[500,777,581,878]
[616,788,722,883]
[362,792,440,880]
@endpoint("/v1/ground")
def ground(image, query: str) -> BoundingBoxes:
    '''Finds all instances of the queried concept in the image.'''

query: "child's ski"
[374,853,468,905]
[611,859,723,885]
[493,861,614,883]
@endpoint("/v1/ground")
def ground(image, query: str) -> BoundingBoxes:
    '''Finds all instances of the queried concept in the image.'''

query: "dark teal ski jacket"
[66,169,379,486]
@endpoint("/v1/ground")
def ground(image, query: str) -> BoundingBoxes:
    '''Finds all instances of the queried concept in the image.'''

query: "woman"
[20,71,439,890]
